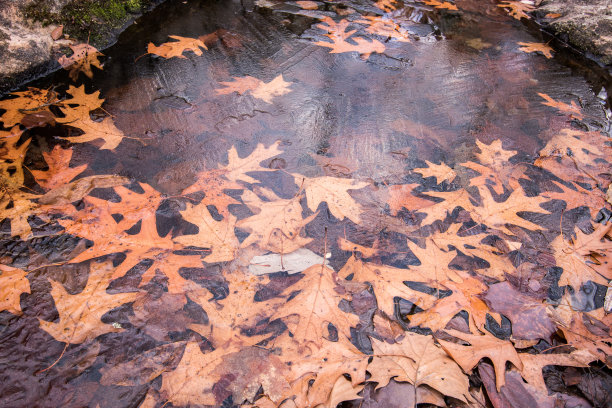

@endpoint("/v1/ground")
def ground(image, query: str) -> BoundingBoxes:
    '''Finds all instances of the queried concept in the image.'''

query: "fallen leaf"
[369,333,470,403]
[338,237,378,258]
[498,1,534,20]
[293,174,369,223]
[538,93,583,120]
[438,329,523,391]
[237,188,316,253]
[0,265,30,315]
[216,75,292,103]
[414,160,457,184]
[272,264,357,345]
[58,44,103,80]
[0,88,57,128]
[518,42,554,59]
[338,255,438,318]
[483,282,556,341]
[386,183,436,216]
[147,35,207,59]
[38,261,141,344]
[31,146,87,191]
[174,202,239,263]
[314,18,385,58]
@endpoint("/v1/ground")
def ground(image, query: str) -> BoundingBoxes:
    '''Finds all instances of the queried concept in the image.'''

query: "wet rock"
[536,0,612,65]
[0,0,166,95]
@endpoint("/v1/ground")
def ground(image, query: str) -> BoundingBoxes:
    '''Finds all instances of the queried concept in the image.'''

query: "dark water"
[0,0,610,406]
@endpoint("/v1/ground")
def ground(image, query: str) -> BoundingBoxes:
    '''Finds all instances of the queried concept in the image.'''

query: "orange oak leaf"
[418,188,477,225]
[147,35,207,59]
[537,128,606,167]
[470,185,550,233]
[57,85,125,150]
[160,342,236,406]
[387,183,436,216]
[187,270,282,347]
[542,180,609,218]
[272,264,357,346]
[423,0,458,10]
[0,264,30,315]
[277,339,368,407]
[518,42,554,59]
[552,224,612,288]
[498,1,534,20]
[518,352,591,392]
[475,139,517,171]
[437,329,523,391]
[181,169,241,216]
[406,238,463,284]
[355,16,411,43]
[38,261,141,344]
[407,272,499,332]
[314,18,385,58]
[369,333,470,403]
[222,141,283,184]
[216,75,292,104]
[58,43,103,80]
[174,202,239,263]
[31,146,87,190]
[538,93,583,120]
[293,174,369,223]
[237,188,317,253]
[0,87,57,128]
[413,161,456,184]
[338,255,438,317]
[60,187,201,293]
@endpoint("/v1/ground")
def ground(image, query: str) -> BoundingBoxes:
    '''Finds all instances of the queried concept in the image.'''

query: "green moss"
[22,0,151,47]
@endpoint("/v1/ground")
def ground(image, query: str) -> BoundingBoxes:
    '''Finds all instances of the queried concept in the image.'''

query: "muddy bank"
[536,0,612,66]
[0,0,165,95]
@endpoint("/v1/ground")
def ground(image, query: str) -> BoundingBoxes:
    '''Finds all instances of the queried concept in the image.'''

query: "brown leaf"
[338,255,438,317]
[314,18,385,58]
[175,202,238,263]
[538,93,583,120]
[387,183,437,216]
[413,161,456,184]
[147,35,207,59]
[0,88,57,128]
[338,237,378,258]
[0,264,30,315]
[423,0,458,10]
[369,333,470,403]
[498,1,534,20]
[293,174,369,223]
[438,329,523,391]
[272,264,357,346]
[38,261,141,344]
[483,282,556,341]
[31,146,87,190]
[58,44,103,80]
[216,75,292,104]
[518,42,554,59]
[38,174,129,206]
[237,189,316,253]
[100,341,187,386]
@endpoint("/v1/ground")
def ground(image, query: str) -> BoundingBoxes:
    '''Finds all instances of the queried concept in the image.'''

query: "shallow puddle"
[0,0,611,407]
